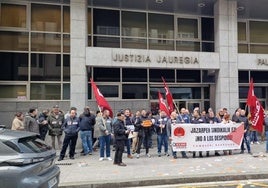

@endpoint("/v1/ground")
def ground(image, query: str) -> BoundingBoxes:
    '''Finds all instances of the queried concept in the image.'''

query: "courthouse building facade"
[0,0,268,125]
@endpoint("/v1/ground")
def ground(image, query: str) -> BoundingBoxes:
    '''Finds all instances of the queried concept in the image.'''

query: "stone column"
[214,0,239,114]
[70,0,88,113]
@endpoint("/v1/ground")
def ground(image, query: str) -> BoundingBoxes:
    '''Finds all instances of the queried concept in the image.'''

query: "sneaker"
[182,155,189,159]
[256,141,260,144]
[165,153,169,157]
[146,153,151,158]
[69,156,75,160]
[240,150,245,154]
[58,157,63,161]
[136,154,140,159]
[250,142,254,145]
[107,157,113,161]
[99,157,104,161]
[158,152,161,157]
[248,151,253,155]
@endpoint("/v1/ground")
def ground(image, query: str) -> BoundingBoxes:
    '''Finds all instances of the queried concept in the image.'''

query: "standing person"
[222,112,233,155]
[11,112,24,131]
[132,110,141,155]
[38,109,50,141]
[239,109,252,154]
[93,110,101,151]
[167,111,188,159]
[191,108,205,158]
[113,112,129,166]
[79,106,96,155]
[177,108,190,123]
[206,110,221,156]
[58,108,80,161]
[24,108,39,134]
[136,109,153,158]
[47,105,65,150]
[96,109,113,161]
[155,110,169,157]
[124,108,133,159]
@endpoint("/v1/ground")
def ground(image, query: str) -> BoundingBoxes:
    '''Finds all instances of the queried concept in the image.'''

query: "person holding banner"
[206,110,221,157]
[155,110,169,157]
[222,112,233,155]
[191,109,206,158]
[177,108,190,123]
[167,111,188,159]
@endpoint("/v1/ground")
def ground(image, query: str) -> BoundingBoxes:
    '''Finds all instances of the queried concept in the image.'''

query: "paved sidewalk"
[57,142,268,188]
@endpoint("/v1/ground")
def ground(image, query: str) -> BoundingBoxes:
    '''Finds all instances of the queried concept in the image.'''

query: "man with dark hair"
[113,112,129,166]
[58,107,80,161]
[24,108,39,134]
[79,106,96,155]
[38,109,50,140]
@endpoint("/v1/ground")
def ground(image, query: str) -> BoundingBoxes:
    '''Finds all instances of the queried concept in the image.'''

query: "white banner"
[171,123,244,152]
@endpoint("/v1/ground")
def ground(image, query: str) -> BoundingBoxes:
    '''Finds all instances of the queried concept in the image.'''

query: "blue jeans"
[157,134,168,153]
[99,134,111,158]
[125,139,131,155]
[241,131,251,152]
[266,131,268,152]
[80,130,93,154]
[250,131,258,142]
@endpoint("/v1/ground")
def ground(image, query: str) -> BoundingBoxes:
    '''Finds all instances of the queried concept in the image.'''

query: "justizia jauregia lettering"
[112,53,199,64]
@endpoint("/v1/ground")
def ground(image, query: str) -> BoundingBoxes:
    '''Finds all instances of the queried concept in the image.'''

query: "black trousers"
[114,140,125,164]
[60,134,78,158]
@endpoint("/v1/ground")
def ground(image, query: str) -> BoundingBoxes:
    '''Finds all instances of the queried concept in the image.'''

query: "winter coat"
[47,112,65,136]
[113,118,128,141]
[62,116,80,136]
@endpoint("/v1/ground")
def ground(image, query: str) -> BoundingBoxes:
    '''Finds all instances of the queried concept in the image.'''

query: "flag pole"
[172,99,184,122]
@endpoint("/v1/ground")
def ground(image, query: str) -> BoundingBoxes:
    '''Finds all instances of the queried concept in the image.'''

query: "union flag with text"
[246,78,264,132]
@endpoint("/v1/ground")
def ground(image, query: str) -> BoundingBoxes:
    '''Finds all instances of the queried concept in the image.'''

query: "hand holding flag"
[90,79,113,118]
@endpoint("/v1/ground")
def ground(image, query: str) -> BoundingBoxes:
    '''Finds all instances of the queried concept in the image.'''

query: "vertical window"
[63,6,70,33]
[201,18,214,41]
[0,4,26,28]
[238,22,246,41]
[31,4,61,32]
[63,55,70,81]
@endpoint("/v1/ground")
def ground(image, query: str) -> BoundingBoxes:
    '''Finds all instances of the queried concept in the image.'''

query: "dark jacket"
[238,115,250,130]
[62,116,80,136]
[113,119,127,141]
[47,112,65,136]
[79,113,96,131]
[155,116,169,135]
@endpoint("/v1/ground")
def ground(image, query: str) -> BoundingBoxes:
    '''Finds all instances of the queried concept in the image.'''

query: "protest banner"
[171,123,244,152]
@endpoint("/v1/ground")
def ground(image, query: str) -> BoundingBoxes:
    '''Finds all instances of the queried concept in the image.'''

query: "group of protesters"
[10,105,268,167]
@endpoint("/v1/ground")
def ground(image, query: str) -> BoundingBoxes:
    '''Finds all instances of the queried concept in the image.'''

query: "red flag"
[246,78,264,132]
[161,77,174,113]
[246,78,256,106]
[90,79,113,117]
[227,123,244,146]
[158,91,170,116]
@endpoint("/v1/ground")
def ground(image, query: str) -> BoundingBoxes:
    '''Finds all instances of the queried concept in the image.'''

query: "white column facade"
[214,0,239,113]
[70,0,88,113]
